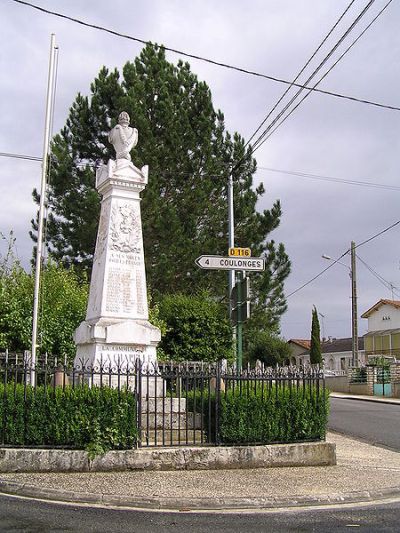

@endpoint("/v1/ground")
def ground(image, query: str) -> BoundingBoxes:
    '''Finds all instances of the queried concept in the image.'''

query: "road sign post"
[196,254,261,372]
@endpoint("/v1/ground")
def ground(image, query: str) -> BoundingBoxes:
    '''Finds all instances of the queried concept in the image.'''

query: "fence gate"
[372,365,391,397]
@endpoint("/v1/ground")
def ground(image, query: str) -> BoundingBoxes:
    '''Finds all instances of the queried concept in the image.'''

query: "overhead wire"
[250,0,377,155]
[356,254,400,297]
[3,150,400,193]
[9,0,400,113]
[286,217,400,299]
[255,0,394,148]
[245,0,357,149]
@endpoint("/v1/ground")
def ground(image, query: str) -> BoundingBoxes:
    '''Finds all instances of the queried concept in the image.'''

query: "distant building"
[361,299,400,361]
[288,337,366,370]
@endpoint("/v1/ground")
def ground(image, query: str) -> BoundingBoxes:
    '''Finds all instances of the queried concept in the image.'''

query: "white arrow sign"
[195,255,265,272]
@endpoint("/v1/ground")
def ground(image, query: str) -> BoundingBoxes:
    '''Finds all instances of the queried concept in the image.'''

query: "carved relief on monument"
[109,203,142,254]
[93,199,111,261]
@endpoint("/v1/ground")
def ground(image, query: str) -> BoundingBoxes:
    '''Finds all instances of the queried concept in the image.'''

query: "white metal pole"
[228,174,235,315]
[31,34,57,385]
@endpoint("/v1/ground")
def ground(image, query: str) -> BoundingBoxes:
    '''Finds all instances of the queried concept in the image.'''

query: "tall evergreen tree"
[310,306,322,365]
[32,43,290,330]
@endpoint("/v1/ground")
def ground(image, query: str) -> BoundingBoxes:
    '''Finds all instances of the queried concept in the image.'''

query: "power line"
[9,0,400,113]
[355,219,400,249]
[356,253,400,297]
[250,0,377,154]
[286,217,400,299]
[0,151,41,162]
[245,0,357,149]
[255,0,394,147]
[286,250,350,299]
[258,166,400,192]
[2,151,400,193]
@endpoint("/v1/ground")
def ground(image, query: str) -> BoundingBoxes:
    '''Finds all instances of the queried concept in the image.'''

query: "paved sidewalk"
[0,432,399,511]
[330,392,400,405]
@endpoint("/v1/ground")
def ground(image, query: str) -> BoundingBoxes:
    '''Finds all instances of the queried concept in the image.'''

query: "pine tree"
[32,43,291,330]
[310,306,322,365]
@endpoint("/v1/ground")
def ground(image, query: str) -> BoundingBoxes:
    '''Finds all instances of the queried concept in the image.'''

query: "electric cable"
[245,0,357,148]
[254,0,394,148]
[286,217,400,299]
[356,254,400,297]
[8,0,400,113]
[250,0,377,154]
[3,150,400,193]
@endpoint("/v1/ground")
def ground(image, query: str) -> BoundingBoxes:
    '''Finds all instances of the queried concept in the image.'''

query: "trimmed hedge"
[0,384,137,456]
[187,384,329,444]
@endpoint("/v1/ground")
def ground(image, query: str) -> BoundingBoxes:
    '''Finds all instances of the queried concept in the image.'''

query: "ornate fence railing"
[0,352,327,449]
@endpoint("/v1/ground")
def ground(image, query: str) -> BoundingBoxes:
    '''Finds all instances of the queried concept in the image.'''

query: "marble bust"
[108,111,138,161]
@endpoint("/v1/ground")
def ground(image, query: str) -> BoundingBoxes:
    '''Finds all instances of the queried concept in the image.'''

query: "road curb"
[1,478,400,511]
[330,394,400,406]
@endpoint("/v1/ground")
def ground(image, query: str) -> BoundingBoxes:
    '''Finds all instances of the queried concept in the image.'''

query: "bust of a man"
[108,111,138,161]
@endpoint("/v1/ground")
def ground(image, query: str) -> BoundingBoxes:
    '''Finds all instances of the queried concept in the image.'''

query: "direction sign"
[195,255,265,272]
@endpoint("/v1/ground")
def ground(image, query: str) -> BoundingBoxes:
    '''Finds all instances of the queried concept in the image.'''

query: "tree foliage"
[310,306,322,365]
[157,292,233,362]
[246,331,293,367]
[0,252,88,360]
[33,43,290,330]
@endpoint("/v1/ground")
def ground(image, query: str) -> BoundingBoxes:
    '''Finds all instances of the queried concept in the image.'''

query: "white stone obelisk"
[74,112,160,375]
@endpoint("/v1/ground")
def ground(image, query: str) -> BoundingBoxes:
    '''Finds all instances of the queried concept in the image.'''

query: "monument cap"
[118,111,130,125]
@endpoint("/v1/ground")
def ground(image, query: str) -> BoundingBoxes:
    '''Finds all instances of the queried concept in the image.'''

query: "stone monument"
[74,112,160,378]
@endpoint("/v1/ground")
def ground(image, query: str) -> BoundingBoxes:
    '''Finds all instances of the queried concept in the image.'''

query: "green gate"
[373,365,392,397]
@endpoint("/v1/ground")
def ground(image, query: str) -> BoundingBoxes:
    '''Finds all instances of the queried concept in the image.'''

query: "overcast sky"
[1,0,400,341]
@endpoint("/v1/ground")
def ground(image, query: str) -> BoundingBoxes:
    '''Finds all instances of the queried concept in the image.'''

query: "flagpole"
[31,34,57,384]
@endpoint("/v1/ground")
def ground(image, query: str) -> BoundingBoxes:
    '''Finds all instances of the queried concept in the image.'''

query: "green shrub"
[0,383,137,456]
[157,292,233,362]
[187,383,329,444]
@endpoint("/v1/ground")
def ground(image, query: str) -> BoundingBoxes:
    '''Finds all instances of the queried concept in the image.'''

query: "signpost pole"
[236,272,243,372]
[227,174,236,360]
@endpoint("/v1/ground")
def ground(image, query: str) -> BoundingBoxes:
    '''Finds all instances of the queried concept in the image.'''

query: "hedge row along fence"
[0,354,329,453]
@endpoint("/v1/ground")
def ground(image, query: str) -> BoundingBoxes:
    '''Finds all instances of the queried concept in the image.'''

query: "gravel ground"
[1,433,399,500]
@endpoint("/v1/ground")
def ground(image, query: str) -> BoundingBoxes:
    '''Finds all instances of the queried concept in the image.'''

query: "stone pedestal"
[74,159,161,379]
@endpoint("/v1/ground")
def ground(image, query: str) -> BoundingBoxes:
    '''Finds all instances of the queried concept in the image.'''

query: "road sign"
[195,255,265,272]
[229,247,251,257]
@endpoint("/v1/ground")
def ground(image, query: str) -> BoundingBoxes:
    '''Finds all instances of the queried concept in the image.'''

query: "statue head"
[118,111,130,126]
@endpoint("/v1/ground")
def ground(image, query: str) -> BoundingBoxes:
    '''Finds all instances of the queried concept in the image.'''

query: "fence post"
[135,358,142,448]
[215,360,221,446]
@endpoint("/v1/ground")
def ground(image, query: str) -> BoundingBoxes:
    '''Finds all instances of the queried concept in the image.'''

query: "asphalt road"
[329,398,400,450]
[0,493,400,533]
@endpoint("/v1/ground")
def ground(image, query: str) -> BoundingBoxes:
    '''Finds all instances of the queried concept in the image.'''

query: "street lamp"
[322,241,358,368]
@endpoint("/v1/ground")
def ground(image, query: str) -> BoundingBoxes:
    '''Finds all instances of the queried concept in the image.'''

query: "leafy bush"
[0,383,137,456]
[246,331,293,367]
[157,292,233,362]
[0,261,88,362]
[187,383,329,444]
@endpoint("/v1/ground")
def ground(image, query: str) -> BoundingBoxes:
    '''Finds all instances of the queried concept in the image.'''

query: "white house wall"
[367,304,400,331]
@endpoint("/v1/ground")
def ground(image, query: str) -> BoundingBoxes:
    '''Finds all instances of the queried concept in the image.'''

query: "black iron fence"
[0,352,327,449]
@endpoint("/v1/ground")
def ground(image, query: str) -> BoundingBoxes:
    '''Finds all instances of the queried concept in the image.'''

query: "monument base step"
[141,429,206,446]
[141,412,202,430]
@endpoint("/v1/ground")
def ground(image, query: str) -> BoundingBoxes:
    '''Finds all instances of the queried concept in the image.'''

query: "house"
[361,299,400,360]
[288,337,366,370]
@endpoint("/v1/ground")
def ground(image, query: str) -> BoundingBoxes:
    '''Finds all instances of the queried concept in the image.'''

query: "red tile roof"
[361,299,400,318]
[289,339,311,350]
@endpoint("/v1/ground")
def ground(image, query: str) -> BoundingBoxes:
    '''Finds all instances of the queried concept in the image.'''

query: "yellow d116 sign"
[229,247,251,257]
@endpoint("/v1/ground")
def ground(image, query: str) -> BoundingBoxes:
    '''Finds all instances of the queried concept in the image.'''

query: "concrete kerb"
[1,477,400,511]
[0,441,336,474]
[330,392,400,406]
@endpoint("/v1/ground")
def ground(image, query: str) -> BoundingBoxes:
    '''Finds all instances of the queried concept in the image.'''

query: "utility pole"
[351,240,358,367]
[31,34,57,384]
